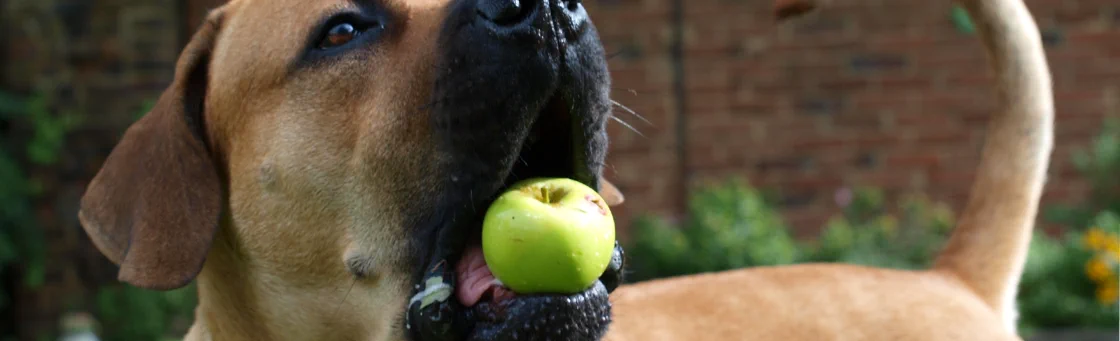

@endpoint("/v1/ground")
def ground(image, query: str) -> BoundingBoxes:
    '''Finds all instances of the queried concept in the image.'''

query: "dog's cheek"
[222,147,353,280]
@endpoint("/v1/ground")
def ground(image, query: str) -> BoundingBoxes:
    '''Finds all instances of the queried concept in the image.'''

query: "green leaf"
[0,94,26,117]
[950,5,976,35]
[0,233,16,263]
[22,262,45,288]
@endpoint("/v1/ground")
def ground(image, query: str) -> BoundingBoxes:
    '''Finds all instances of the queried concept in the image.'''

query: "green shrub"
[1019,117,1120,331]
[94,284,198,341]
[0,91,75,312]
[1044,117,1119,231]
[1,91,81,340]
[805,188,954,269]
[1019,212,1120,331]
[626,182,954,282]
[626,179,799,282]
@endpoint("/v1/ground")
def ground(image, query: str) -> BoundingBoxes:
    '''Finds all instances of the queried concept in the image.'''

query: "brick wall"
[587,0,1117,239]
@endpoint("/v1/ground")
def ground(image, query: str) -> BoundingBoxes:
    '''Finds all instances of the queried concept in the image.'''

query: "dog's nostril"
[560,0,580,11]
[477,0,534,26]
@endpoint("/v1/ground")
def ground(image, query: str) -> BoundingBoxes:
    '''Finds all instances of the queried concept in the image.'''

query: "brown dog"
[79,0,626,340]
[78,0,1050,340]
[603,0,1054,340]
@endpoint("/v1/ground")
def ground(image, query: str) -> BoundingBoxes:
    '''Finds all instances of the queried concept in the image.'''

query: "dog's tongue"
[456,246,515,307]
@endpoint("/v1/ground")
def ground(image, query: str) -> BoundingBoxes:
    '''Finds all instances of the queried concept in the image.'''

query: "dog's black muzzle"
[404,0,622,341]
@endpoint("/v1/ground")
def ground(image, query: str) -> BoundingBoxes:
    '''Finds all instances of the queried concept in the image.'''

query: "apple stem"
[541,187,550,203]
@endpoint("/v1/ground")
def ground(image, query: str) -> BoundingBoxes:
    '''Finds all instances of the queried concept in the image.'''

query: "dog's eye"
[321,23,360,49]
[308,13,385,55]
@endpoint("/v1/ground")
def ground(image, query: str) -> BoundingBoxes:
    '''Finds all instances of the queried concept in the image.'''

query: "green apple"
[482,177,616,294]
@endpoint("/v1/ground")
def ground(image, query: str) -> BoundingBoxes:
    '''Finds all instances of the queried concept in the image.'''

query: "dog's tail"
[775,0,1054,331]
[930,0,1053,329]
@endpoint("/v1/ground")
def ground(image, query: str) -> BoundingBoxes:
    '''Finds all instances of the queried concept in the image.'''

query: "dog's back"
[605,0,1053,339]
[608,264,1020,341]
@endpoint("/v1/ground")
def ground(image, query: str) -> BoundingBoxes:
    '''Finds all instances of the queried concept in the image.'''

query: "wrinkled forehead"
[209,0,452,86]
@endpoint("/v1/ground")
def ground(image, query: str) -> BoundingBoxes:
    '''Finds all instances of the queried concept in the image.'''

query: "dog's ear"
[78,9,226,291]
[599,178,625,207]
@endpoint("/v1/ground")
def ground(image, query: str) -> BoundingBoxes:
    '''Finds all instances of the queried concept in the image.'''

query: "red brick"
[849,92,913,109]
[1067,31,1120,45]
[875,75,933,89]
[790,134,899,151]
[817,78,870,91]
[885,152,942,168]
[782,174,844,191]
[929,170,977,185]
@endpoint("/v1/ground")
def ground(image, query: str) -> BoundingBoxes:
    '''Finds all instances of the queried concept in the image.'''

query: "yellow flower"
[1102,234,1120,254]
[1083,229,1108,250]
[1085,257,1114,282]
[1096,282,1119,305]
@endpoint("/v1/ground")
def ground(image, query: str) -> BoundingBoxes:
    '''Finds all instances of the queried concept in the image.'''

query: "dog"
[78,0,1051,340]
[602,0,1055,340]
[79,0,625,340]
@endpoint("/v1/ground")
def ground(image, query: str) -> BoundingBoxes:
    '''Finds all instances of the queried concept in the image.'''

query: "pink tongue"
[456,246,515,307]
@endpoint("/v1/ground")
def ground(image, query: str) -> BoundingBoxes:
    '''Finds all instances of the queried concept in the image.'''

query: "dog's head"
[78,0,623,340]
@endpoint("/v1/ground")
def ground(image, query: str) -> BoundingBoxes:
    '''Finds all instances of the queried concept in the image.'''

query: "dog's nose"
[476,0,532,25]
[475,0,586,34]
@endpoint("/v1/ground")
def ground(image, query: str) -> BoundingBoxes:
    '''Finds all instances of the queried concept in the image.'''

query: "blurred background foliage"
[1044,118,1120,232]
[626,120,1120,336]
[1,91,194,341]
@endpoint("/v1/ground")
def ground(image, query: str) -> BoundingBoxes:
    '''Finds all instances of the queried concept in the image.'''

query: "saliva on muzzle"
[406,241,626,340]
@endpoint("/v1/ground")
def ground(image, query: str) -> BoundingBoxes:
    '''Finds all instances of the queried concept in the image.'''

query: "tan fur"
[80,0,454,339]
[604,0,1054,340]
[190,0,454,337]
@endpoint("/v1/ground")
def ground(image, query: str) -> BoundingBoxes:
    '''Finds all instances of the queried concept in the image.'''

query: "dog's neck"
[184,234,273,341]
[183,228,377,341]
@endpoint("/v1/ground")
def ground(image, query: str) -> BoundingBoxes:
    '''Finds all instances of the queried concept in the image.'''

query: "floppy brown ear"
[599,178,625,207]
[78,10,226,291]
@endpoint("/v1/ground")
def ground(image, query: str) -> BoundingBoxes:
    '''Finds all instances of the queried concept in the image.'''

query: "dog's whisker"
[332,278,358,323]
[611,100,651,126]
[585,160,618,174]
[586,159,610,168]
[611,88,639,96]
[610,116,645,137]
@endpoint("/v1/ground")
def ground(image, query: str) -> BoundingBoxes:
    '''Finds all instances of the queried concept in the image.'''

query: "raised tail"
[930,0,1053,331]
[774,0,1055,332]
